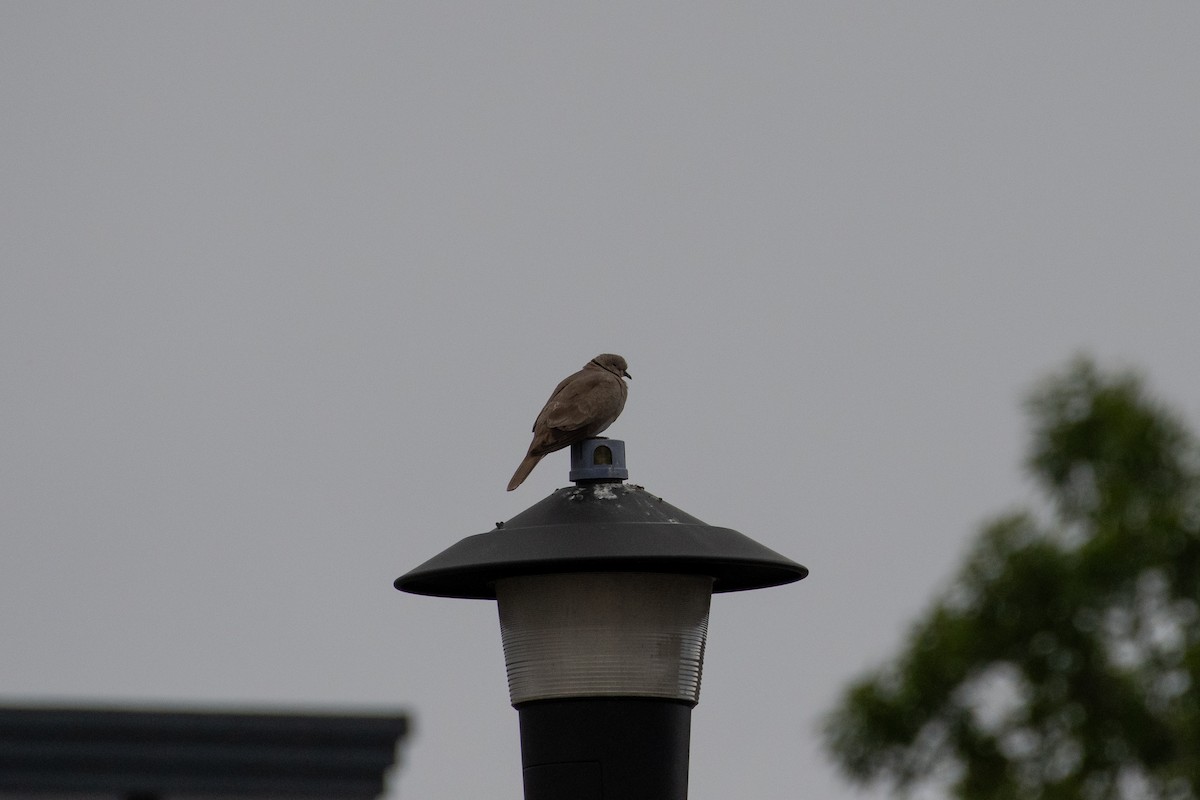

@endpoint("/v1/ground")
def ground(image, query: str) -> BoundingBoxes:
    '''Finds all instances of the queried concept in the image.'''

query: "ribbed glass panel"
[496,573,713,705]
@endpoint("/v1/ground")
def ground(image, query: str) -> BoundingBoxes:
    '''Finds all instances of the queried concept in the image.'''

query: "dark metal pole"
[517,699,692,800]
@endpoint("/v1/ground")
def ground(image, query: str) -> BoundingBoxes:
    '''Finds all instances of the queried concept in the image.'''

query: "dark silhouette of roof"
[0,704,410,798]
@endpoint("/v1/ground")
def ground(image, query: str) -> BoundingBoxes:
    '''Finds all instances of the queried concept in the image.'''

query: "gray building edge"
[0,705,410,799]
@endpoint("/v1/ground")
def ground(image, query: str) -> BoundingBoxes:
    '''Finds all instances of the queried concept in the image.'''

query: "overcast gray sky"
[3,3,1199,799]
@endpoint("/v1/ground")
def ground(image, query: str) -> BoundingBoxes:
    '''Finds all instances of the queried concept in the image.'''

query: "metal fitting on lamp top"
[569,439,629,483]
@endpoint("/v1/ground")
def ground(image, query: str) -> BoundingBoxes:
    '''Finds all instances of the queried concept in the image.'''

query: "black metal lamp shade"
[394,482,808,600]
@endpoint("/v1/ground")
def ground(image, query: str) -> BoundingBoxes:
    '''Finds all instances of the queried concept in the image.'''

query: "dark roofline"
[0,705,411,798]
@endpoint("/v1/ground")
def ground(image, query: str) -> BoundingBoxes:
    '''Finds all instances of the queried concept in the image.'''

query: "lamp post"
[395,439,807,800]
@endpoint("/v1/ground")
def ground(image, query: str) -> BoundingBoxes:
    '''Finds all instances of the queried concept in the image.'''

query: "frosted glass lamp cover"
[496,572,713,706]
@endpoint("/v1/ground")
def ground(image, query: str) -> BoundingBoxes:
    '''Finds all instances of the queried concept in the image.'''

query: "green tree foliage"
[823,358,1200,800]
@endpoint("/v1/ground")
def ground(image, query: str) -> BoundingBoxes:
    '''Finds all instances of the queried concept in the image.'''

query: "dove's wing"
[530,372,581,432]
[538,371,619,432]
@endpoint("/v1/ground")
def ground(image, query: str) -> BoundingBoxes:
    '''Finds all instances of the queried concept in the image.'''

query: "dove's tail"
[507,452,544,491]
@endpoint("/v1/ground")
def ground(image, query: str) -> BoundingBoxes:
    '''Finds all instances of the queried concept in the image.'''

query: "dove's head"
[590,353,631,380]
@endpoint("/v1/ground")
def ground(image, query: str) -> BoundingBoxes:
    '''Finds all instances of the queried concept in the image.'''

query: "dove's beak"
[623,370,631,380]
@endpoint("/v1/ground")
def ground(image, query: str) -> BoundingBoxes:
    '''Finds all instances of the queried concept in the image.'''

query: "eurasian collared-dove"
[507,354,631,491]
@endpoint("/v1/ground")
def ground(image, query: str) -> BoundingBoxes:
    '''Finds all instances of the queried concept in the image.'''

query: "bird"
[507,354,631,491]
